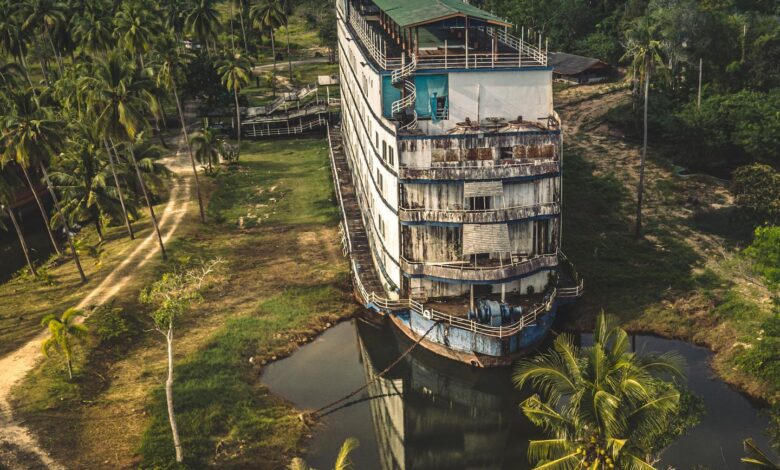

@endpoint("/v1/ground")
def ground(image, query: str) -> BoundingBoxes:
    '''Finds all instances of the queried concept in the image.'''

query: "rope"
[311,319,439,416]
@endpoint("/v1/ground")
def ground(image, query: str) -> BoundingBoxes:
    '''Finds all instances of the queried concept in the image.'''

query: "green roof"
[372,0,511,28]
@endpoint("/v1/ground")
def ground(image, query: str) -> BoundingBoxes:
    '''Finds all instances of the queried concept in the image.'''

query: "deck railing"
[244,115,328,137]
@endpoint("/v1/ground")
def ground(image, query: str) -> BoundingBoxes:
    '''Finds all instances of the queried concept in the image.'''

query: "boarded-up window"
[462,224,512,255]
[464,181,503,197]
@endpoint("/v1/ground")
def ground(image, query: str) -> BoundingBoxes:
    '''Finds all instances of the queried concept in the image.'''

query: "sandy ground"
[0,134,194,470]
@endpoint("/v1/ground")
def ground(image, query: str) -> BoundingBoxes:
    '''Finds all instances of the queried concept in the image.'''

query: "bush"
[732,164,780,224]
[744,226,780,287]
[734,311,780,392]
[88,302,131,345]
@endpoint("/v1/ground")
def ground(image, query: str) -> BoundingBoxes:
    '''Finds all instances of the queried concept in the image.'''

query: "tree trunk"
[18,52,36,91]
[94,216,104,243]
[635,60,650,239]
[166,328,184,463]
[229,1,236,53]
[40,164,87,283]
[270,29,277,97]
[104,139,134,240]
[234,86,242,160]
[238,3,249,53]
[7,206,37,276]
[21,165,61,256]
[66,356,73,380]
[172,84,206,223]
[285,4,293,81]
[128,146,167,260]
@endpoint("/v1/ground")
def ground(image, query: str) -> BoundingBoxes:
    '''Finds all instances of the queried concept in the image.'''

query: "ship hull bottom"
[387,305,559,368]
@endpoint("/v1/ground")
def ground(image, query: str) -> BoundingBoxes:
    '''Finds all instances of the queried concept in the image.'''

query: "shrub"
[744,226,780,287]
[89,302,131,345]
[732,164,780,224]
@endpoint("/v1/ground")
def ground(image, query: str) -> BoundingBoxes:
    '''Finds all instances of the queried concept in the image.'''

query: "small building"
[548,52,611,84]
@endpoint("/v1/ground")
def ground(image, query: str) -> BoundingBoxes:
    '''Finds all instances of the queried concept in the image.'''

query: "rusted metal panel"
[399,161,559,180]
[398,202,560,224]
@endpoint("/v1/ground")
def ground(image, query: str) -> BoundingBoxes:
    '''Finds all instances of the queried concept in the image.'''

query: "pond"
[261,315,778,469]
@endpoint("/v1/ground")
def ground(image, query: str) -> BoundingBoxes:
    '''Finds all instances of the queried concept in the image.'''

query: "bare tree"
[140,259,223,463]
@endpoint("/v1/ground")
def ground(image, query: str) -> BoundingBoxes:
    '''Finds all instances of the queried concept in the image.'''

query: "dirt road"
[0,136,194,470]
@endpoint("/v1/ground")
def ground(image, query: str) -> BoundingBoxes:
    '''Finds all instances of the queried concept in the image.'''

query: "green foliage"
[41,308,88,379]
[734,310,780,391]
[732,164,780,224]
[515,312,689,469]
[744,226,780,288]
[88,302,131,345]
[288,438,359,470]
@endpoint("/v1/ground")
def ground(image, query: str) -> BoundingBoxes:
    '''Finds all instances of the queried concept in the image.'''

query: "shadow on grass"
[562,150,700,323]
[688,206,755,248]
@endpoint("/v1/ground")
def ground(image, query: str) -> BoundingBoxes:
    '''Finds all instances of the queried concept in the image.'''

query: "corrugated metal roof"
[547,52,607,76]
[462,223,511,255]
[464,181,504,197]
[372,0,510,28]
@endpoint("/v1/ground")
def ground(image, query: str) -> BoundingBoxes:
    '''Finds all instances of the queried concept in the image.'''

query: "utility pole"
[697,58,703,110]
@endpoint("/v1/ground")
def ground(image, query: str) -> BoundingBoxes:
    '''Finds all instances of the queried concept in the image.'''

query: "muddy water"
[262,317,778,469]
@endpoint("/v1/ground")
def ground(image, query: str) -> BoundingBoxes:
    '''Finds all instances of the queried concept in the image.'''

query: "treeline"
[0,0,329,282]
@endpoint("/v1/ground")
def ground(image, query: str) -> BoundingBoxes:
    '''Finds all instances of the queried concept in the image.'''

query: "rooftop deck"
[342,0,548,71]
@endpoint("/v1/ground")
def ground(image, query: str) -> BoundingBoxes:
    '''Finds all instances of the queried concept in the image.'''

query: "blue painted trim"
[397,129,560,141]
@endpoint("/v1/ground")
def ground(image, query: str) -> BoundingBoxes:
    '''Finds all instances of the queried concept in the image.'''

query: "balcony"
[401,253,558,282]
[399,202,559,224]
[399,159,559,181]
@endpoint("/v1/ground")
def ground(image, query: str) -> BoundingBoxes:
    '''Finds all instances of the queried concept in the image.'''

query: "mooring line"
[311,320,439,416]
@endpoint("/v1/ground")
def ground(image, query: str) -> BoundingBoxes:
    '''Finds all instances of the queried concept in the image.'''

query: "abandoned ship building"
[329,0,583,366]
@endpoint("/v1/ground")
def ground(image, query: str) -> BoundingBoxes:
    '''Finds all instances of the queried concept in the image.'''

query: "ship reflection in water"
[357,317,541,469]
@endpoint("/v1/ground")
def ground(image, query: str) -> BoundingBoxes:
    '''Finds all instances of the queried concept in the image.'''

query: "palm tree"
[189,128,221,173]
[17,0,67,77]
[41,307,87,380]
[250,0,284,96]
[113,3,158,68]
[83,53,167,259]
[0,4,35,89]
[154,39,206,222]
[622,18,665,238]
[217,53,251,160]
[514,312,684,470]
[185,0,220,56]
[71,8,114,57]
[288,438,359,470]
[0,165,36,276]
[1,90,87,282]
[162,0,192,43]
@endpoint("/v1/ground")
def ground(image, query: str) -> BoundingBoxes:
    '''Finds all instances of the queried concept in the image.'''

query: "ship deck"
[424,293,546,318]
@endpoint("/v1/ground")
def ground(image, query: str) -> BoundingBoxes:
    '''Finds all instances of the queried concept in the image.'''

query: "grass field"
[11,137,355,469]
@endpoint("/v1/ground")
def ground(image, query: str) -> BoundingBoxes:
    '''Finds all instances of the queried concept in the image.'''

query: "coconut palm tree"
[0,165,36,276]
[185,0,221,56]
[154,38,206,222]
[217,53,251,160]
[288,438,359,470]
[513,312,684,470]
[162,0,192,43]
[71,7,114,57]
[82,52,167,259]
[41,307,87,380]
[1,89,87,282]
[0,5,35,89]
[189,128,221,173]
[17,0,67,77]
[250,0,284,96]
[113,2,159,68]
[622,18,665,239]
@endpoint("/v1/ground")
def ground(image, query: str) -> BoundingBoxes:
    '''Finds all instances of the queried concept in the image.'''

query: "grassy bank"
[11,137,355,469]
[560,104,778,404]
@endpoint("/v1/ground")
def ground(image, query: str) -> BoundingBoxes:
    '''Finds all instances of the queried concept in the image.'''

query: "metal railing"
[402,252,558,272]
[486,28,547,66]
[391,54,418,131]
[244,115,328,137]
[400,201,559,215]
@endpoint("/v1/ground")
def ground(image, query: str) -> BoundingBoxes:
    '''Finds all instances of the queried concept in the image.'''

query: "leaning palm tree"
[514,312,685,470]
[1,90,87,282]
[41,307,88,380]
[154,38,206,222]
[288,438,359,470]
[189,128,221,173]
[622,18,665,239]
[185,0,221,56]
[82,52,167,259]
[250,0,284,96]
[113,3,158,68]
[217,53,251,160]
[0,165,36,276]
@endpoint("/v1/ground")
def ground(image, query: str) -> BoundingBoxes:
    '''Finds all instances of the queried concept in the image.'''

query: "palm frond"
[333,437,359,470]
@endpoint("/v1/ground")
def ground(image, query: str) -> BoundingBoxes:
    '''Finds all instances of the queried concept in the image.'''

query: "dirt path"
[0,135,194,470]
